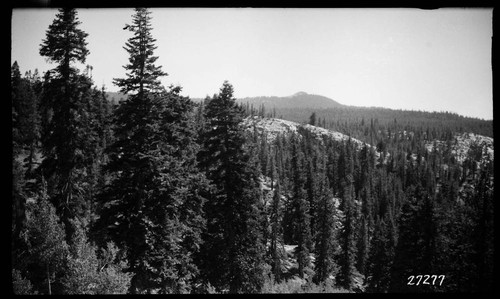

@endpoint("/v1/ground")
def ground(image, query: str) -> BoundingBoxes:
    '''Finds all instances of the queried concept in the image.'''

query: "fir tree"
[113,8,166,95]
[11,62,41,154]
[39,9,88,80]
[95,8,207,294]
[389,183,437,292]
[198,81,266,293]
[336,181,358,290]
[268,173,285,282]
[305,153,319,244]
[290,135,312,279]
[313,170,342,284]
[356,214,370,277]
[11,62,27,248]
[309,112,317,126]
[38,8,101,240]
[365,216,396,292]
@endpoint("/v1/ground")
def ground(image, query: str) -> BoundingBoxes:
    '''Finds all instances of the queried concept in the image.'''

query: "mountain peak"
[291,91,308,97]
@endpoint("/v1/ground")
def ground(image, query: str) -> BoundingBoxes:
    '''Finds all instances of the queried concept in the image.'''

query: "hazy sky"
[11,8,493,120]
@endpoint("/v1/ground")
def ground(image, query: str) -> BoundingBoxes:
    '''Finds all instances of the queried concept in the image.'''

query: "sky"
[11,8,493,120]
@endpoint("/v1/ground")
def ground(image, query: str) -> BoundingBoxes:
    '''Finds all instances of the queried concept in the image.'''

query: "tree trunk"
[47,263,51,295]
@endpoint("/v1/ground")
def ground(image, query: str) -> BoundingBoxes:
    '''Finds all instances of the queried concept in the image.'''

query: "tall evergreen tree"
[305,153,319,244]
[313,170,342,284]
[39,9,89,81]
[290,135,312,279]
[365,215,396,292]
[38,8,104,240]
[11,62,27,248]
[268,163,285,282]
[336,181,358,290]
[95,8,207,294]
[11,62,42,156]
[270,184,285,279]
[389,183,437,292]
[356,214,370,277]
[113,8,166,95]
[309,112,317,126]
[197,81,266,293]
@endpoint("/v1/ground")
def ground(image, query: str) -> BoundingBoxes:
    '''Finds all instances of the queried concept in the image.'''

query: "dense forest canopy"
[11,8,493,294]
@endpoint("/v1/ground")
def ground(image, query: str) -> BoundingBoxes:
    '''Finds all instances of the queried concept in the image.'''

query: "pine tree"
[336,181,358,290]
[23,70,43,177]
[355,214,370,277]
[389,183,437,292]
[365,215,396,292]
[313,170,342,284]
[39,9,89,80]
[11,62,41,154]
[305,153,319,244]
[290,135,312,279]
[326,141,339,196]
[309,112,317,126]
[269,174,285,282]
[95,8,207,294]
[11,62,27,249]
[197,81,266,293]
[113,8,166,95]
[38,8,101,240]
[335,140,359,290]
[259,134,269,176]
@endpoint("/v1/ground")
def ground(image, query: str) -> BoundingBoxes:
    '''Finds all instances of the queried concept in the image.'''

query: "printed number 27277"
[407,275,445,286]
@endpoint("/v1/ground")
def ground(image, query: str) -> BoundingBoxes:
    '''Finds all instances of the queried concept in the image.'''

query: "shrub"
[12,269,37,295]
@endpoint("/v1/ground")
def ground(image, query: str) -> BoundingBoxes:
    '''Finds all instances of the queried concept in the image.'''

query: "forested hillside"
[241,100,493,139]
[12,8,493,294]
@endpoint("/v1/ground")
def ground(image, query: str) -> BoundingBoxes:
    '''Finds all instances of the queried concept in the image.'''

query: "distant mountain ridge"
[238,91,343,109]
[107,90,343,109]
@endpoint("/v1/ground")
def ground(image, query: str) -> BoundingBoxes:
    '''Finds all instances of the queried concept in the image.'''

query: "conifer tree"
[24,71,43,177]
[365,216,395,292]
[11,62,42,155]
[336,181,358,290]
[356,215,370,277]
[472,157,494,292]
[268,172,285,282]
[38,8,101,240]
[313,169,342,284]
[95,8,207,294]
[113,8,166,95]
[305,154,319,242]
[389,183,437,292]
[197,81,266,293]
[309,112,317,126]
[290,135,312,279]
[39,9,88,80]
[11,62,27,247]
